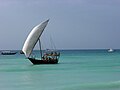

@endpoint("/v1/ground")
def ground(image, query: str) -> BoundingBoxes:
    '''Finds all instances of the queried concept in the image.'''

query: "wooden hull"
[28,58,58,65]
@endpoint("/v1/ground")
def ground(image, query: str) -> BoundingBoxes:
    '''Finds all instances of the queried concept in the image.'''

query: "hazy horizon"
[0,0,120,50]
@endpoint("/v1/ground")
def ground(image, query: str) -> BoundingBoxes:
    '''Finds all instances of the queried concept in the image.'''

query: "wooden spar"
[38,39,42,59]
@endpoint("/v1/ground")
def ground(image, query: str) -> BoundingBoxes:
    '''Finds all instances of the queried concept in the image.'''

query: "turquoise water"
[0,50,120,90]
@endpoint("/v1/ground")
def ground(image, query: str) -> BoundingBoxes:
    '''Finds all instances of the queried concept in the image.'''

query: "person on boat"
[43,53,48,60]
[51,52,53,55]
[48,57,51,60]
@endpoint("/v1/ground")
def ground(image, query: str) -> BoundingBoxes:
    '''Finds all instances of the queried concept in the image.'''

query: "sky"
[0,0,120,50]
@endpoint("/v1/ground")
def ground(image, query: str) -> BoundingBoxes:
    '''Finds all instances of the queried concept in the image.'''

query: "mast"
[39,38,42,59]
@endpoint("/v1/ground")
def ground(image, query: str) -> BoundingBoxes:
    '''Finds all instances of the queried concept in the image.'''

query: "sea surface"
[0,50,120,90]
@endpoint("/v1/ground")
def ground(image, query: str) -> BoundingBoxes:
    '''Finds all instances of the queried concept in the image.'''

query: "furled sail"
[22,19,49,57]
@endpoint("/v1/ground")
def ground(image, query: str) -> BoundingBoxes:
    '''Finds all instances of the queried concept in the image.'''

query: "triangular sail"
[22,19,49,57]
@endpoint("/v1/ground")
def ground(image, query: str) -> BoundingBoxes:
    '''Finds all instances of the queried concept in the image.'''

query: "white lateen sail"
[22,19,49,57]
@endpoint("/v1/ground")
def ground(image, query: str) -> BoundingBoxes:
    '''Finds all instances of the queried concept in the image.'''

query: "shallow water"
[0,50,120,90]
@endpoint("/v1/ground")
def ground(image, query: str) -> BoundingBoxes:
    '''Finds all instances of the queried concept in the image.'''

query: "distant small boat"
[108,48,114,52]
[1,51,17,55]
[20,50,24,54]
